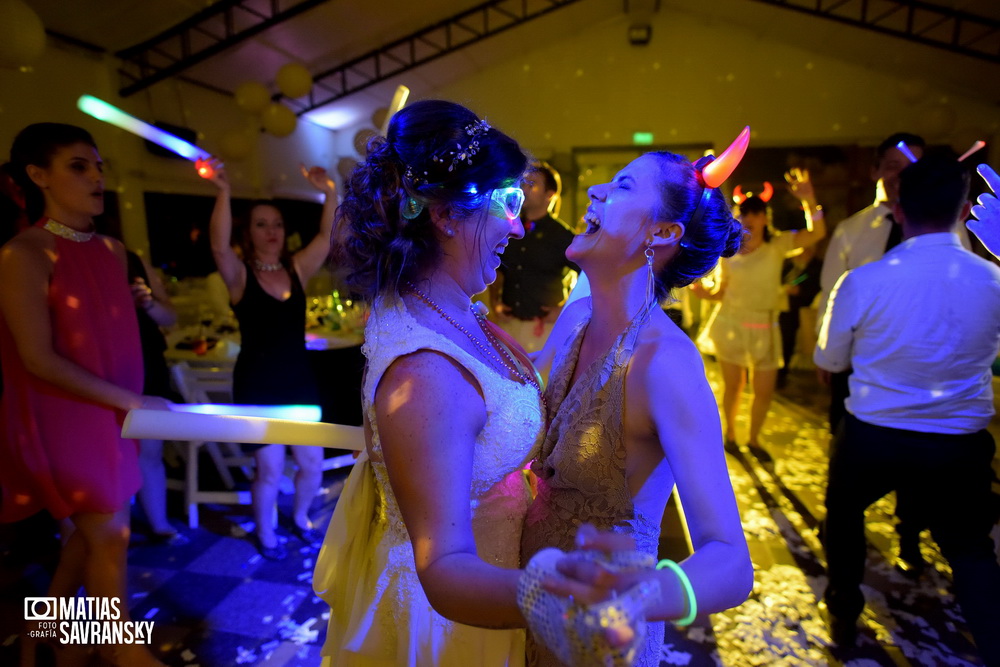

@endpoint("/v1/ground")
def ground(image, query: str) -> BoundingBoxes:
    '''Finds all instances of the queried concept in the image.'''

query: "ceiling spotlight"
[628,23,652,46]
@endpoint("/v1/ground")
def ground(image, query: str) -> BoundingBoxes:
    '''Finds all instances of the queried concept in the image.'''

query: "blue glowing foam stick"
[896,141,919,163]
[77,95,210,162]
[170,403,322,422]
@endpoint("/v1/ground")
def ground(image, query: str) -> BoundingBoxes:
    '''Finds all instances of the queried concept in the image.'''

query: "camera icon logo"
[24,597,57,621]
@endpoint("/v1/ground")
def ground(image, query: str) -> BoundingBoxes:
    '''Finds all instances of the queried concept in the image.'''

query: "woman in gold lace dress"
[522,139,756,666]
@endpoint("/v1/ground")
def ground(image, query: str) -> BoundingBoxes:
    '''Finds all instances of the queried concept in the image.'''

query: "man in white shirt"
[818,132,925,431]
[814,155,1000,663]
[818,132,971,574]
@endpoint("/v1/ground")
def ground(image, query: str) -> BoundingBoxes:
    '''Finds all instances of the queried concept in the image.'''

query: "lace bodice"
[363,295,543,566]
[314,294,541,666]
[520,303,663,667]
[522,306,660,557]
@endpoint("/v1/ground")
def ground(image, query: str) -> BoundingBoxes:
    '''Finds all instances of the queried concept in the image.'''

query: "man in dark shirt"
[492,161,578,352]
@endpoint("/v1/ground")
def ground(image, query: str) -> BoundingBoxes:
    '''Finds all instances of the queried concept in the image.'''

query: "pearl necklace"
[253,258,283,272]
[42,219,95,243]
[403,283,545,405]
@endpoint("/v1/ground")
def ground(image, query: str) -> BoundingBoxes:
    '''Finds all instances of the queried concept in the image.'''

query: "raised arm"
[292,164,337,284]
[0,234,146,411]
[201,159,246,299]
[967,164,1000,260]
[375,350,524,628]
[131,253,177,327]
[785,167,826,251]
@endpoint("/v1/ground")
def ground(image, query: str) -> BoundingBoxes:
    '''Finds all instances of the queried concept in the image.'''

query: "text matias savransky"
[24,596,155,645]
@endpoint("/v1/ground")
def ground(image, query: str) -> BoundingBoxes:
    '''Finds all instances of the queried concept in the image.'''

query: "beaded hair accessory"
[403,118,492,187]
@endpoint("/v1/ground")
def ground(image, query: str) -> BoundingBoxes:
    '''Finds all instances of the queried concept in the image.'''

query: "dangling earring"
[645,240,655,307]
[401,196,424,220]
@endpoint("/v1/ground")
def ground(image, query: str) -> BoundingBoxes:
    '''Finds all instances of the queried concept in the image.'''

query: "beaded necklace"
[403,282,545,406]
[42,218,95,243]
[253,258,283,272]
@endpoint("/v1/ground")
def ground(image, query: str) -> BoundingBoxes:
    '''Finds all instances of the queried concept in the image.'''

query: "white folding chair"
[168,361,252,527]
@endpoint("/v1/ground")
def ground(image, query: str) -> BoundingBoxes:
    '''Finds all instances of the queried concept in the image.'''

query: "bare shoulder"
[0,228,54,269]
[538,297,590,357]
[377,348,485,407]
[632,314,709,398]
[375,347,488,440]
[556,297,589,332]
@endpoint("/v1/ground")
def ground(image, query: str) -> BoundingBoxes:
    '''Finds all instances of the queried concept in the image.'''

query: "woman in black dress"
[127,249,186,543]
[204,160,336,560]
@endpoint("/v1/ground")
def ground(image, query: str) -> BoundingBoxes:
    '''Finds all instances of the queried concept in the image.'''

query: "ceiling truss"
[286,0,584,115]
[749,0,1000,64]
[116,0,332,97]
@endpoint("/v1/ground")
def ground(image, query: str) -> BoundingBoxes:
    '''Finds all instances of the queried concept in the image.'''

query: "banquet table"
[164,326,365,427]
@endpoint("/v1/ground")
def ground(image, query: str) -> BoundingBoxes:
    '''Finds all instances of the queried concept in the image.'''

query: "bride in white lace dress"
[313,100,545,666]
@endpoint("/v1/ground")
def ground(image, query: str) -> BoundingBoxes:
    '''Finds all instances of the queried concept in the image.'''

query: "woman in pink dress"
[0,123,167,666]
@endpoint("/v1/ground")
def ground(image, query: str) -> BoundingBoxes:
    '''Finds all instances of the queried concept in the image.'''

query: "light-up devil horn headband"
[701,126,751,188]
[760,181,773,202]
[732,180,774,206]
[686,126,751,229]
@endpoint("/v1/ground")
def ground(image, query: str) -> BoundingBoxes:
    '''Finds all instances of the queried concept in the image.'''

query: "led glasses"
[490,186,525,221]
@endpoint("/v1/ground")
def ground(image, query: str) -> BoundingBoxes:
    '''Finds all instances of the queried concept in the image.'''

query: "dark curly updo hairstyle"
[9,123,98,223]
[335,100,528,298]
[648,152,743,301]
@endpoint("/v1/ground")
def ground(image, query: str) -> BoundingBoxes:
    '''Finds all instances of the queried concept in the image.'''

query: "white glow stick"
[380,85,410,135]
[958,140,986,162]
[169,403,322,422]
[122,409,364,451]
[77,95,210,162]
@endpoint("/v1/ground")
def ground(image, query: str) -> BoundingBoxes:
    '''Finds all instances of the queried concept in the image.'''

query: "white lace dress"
[314,295,543,667]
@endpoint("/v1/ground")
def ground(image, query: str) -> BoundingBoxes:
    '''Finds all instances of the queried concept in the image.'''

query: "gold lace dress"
[520,306,664,667]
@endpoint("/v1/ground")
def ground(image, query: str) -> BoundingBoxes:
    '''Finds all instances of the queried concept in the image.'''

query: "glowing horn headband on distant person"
[732,181,773,205]
[76,94,220,179]
[686,126,751,230]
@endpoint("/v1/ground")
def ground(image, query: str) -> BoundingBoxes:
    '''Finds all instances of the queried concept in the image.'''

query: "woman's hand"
[967,164,1000,261]
[196,157,229,192]
[523,526,659,656]
[140,395,174,411]
[301,164,336,194]
[541,524,641,605]
[785,167,815,204]
[130,277,154,310]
